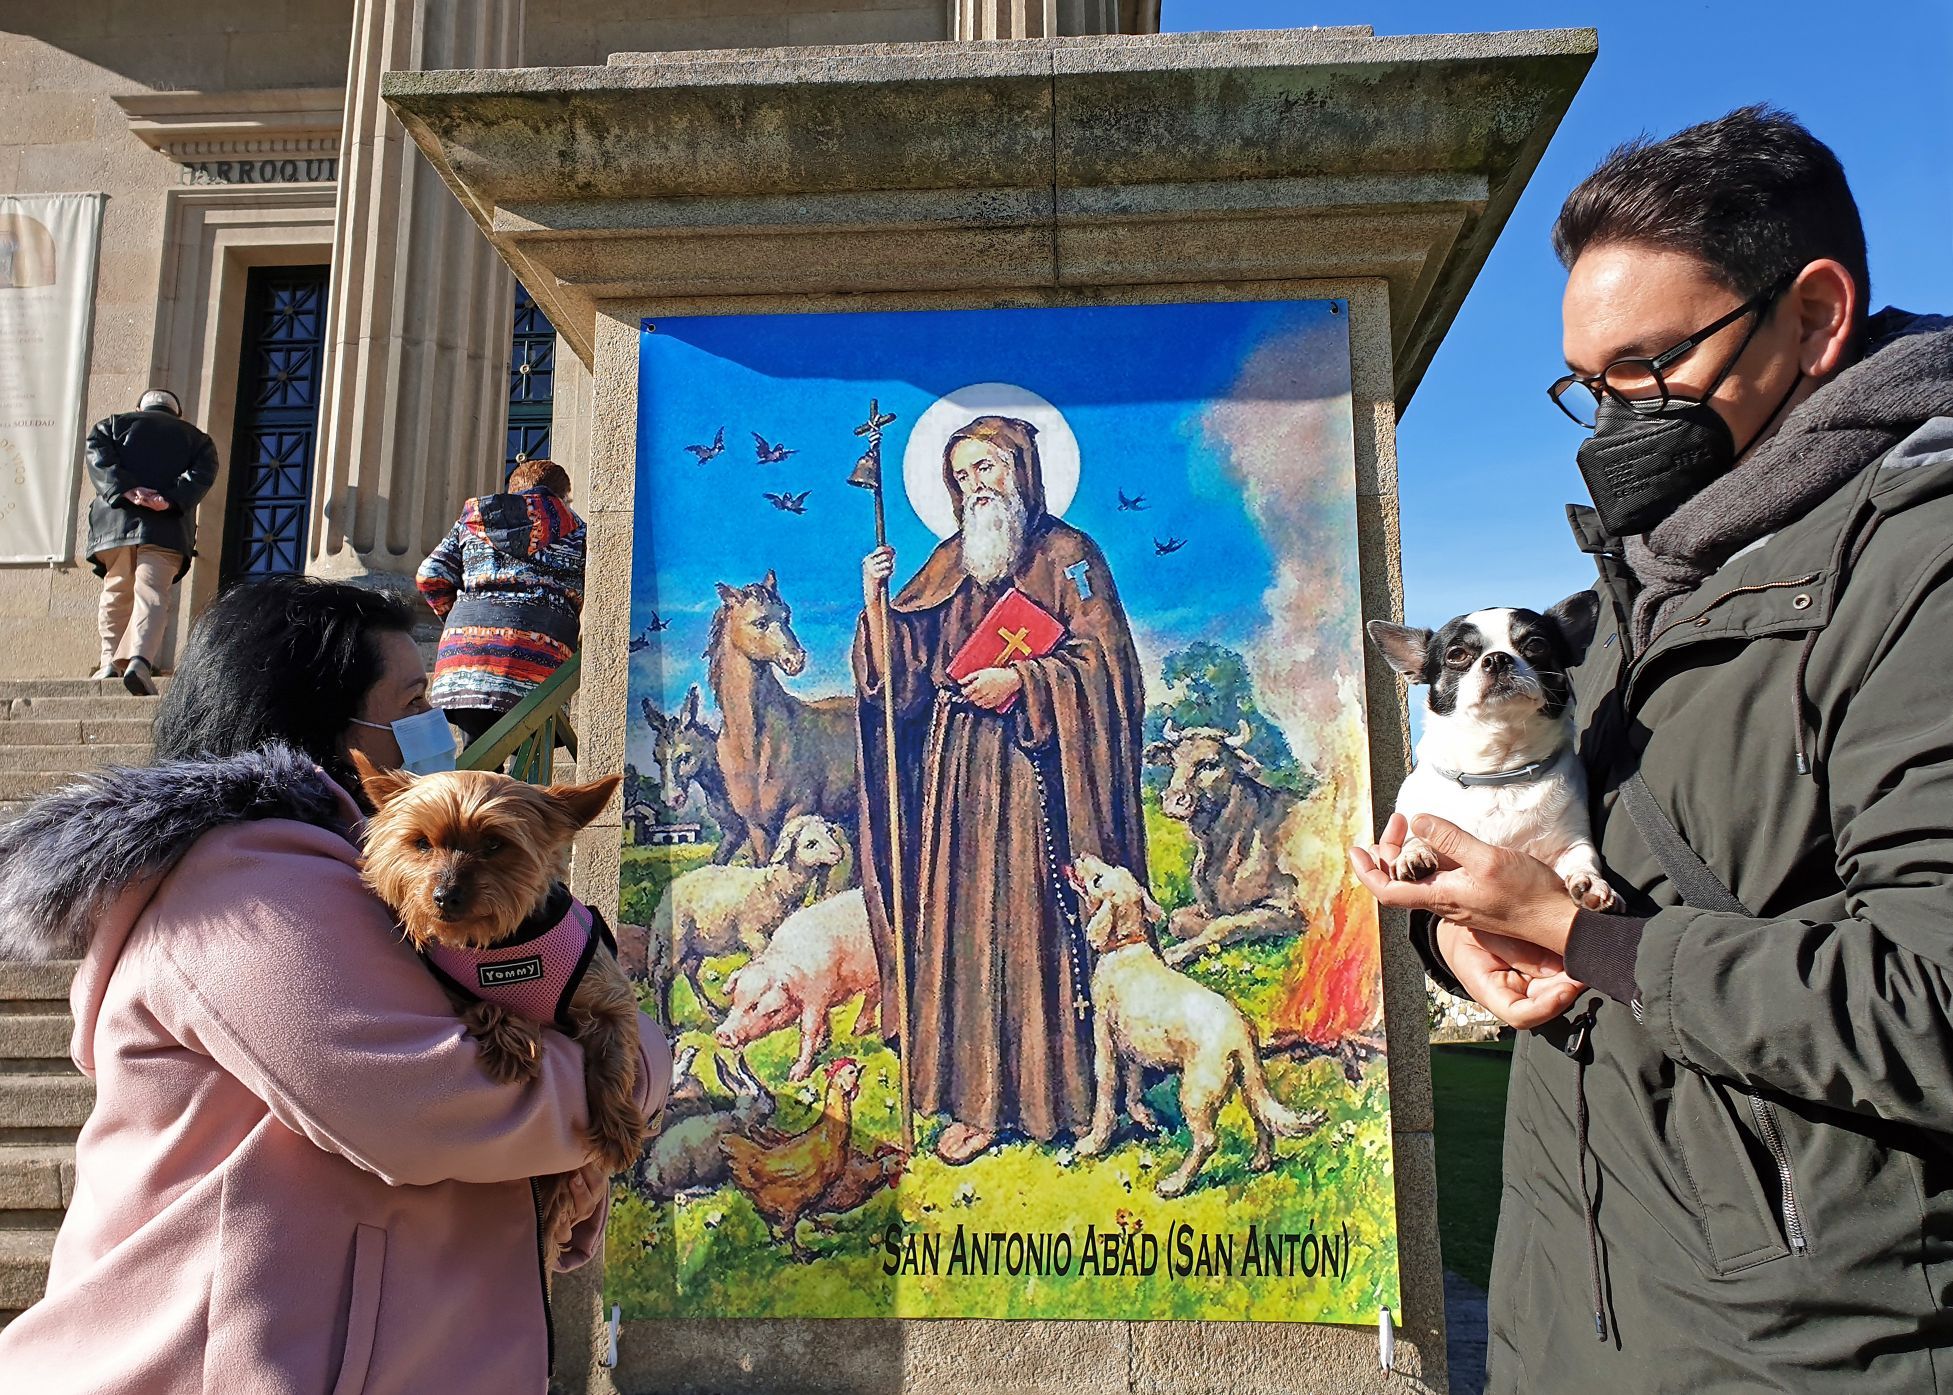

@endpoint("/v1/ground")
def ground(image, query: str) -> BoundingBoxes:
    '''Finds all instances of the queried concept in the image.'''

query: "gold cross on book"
[996,626,1032,662]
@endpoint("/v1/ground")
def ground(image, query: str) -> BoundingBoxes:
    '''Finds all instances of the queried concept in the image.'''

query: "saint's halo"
[901,382,1080,539]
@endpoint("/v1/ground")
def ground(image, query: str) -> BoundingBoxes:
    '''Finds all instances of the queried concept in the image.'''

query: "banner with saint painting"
[610,299,1399,1323]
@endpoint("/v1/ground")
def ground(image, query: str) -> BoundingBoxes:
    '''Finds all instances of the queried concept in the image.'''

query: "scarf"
[1625,308,1953,646]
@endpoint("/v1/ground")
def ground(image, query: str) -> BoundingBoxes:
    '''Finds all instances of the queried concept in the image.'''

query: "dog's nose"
[431,884,459,913]
[1481,651,1513,673]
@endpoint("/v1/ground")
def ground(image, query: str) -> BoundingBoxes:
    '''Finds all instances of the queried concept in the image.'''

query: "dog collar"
[1428,759,1553,788]
[421,890,613,1031]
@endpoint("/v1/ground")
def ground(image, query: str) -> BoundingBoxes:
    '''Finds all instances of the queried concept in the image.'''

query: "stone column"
[949,0,1156,39]
[308,0,525,593]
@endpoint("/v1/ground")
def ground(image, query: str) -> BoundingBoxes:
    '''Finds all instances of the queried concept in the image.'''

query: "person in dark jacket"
[416,458,585,747]
[84,389,219,694]
[1354,106,1953,1391]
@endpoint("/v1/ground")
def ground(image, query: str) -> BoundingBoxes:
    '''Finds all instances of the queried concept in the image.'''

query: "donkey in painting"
[642,685,749,865]
[705,571,859,867]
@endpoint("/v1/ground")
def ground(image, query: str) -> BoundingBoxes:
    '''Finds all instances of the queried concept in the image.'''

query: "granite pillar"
[308,0,524,592]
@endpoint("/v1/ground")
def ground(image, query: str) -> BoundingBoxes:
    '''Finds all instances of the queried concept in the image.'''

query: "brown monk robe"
[854,415,1149,1164]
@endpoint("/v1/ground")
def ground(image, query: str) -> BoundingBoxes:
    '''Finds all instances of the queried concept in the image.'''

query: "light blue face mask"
[351,708,457,776]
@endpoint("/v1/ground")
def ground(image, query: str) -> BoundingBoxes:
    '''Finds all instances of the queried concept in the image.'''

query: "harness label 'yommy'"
[480,956,544,989]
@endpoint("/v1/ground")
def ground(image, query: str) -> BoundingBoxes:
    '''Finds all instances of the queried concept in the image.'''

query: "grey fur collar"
[0,744,346,960]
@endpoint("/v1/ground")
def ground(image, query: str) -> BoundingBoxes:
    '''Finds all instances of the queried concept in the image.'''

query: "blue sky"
[1165,0,1953,627]
[629,301,1355,763]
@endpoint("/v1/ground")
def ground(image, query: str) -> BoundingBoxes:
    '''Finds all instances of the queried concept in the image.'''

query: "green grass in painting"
[610,821,1401,1324]
[1428,1041,1513,1291]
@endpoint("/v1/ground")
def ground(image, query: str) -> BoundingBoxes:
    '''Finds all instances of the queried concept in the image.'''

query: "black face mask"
[1574,394,1738,537]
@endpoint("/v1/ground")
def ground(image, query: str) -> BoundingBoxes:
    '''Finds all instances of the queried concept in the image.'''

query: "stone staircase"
[0,677,159,1328]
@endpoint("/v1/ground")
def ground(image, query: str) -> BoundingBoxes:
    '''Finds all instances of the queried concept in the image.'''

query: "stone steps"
[0,718,155,747]
[0,1228,54,1317]
[0,745,149,773]
[0,679,151,1323]
[0,772,79,802]
[0,1144,73,1223]
[0,961,78,1009]
[0,1076,94,1141]
[5,695,161,722]
[0,1016,71,1071]
[0,678,170,701]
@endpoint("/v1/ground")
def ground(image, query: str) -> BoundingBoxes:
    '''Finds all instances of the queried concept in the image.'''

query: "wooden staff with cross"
[847,398,914,1153]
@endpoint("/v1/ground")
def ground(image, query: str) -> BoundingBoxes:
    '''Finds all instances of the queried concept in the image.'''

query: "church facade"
[0,1,1158,676]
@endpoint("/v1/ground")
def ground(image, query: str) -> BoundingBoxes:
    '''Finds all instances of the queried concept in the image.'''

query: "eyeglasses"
[1547,275,1792,428]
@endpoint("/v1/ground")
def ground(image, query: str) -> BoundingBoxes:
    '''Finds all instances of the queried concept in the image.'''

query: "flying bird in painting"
[628,614,671,652]
[752,433,797,465]
[1154,537,1188,556]
[1117,490,1149,512]
[763,490,811,515]
[685,427,725,464]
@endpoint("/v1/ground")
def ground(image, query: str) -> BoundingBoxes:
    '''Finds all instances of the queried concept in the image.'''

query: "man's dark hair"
[153,576,417,792]
[1553,105,1869,339]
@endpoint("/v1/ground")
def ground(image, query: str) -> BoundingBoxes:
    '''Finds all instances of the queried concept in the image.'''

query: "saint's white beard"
[960,489,1028,585]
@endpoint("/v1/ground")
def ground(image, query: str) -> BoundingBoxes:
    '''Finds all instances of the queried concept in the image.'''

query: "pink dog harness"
[421,888,614,1030]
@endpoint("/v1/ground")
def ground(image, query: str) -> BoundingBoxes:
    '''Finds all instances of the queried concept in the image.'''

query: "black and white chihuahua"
[1366,594,1620,912]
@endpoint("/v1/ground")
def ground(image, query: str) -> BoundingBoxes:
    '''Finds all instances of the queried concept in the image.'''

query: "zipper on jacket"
[1746,1092,1811,1255]
[532,1177,557,1374]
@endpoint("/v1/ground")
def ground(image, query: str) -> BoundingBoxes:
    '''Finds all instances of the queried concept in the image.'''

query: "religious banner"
[0,194,106,564]
[611,299,1399,1324]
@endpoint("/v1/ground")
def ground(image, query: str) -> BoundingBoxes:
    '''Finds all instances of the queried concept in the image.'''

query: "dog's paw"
[464,1004,544,1084]
[1129,1103,1163,1134]
[1389,841,1441,882]
[1564,871,1621,912]
[1161,942,1197,969]
[1167,906,1206,941]
[1076,1129,1113,1158]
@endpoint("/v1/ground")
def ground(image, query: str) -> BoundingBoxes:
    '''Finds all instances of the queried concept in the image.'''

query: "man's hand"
[1436,921,1584,1029]
[862,545,895,607]
[121,487,169,511]
[548,1158,609,1253]
[1351,812,1580,956]
[959,666,1023,711]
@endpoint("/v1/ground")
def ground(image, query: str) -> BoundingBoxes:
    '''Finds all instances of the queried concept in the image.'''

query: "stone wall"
[0,7,355,677]
[526,0,947,65]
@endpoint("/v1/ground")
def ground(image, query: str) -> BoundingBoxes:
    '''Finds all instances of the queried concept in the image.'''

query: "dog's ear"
[1142,889,1167,928]
[681,685,701,726]
[545,774,621,830]
[350,749,415,808]
[1143,740,1172,766]
[714,581,739,605]
[1366,619,1434,681]
[1543,589,1601,661]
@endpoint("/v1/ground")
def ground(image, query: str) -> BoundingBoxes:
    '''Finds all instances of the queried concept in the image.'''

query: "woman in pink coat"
[0,576,669,1395]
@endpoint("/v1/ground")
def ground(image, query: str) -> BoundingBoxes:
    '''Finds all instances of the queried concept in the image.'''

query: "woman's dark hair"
[153,576,417,790]
[1552,105,1869,342]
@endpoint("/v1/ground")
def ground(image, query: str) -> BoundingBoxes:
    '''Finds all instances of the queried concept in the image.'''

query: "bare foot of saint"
[935,1122,995,1165]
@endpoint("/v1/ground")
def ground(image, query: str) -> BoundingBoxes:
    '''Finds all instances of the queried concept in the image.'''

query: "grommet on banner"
[1378,1307,1395,1373]
[604,1303,621,1369]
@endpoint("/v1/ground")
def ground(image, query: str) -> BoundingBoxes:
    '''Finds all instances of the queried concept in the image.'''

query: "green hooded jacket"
[1434,409,1953,1392]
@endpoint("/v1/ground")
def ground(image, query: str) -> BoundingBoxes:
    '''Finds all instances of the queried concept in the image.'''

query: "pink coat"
[0,773,667,1395]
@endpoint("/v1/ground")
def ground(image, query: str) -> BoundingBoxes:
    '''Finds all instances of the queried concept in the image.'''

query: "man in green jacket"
[1356,106,1953,1390]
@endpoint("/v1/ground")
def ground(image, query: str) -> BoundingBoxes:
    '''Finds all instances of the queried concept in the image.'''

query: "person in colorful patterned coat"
[417,459,585,747]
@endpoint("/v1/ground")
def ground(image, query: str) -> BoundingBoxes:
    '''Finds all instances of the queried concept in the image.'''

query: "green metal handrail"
[456,652,581,784]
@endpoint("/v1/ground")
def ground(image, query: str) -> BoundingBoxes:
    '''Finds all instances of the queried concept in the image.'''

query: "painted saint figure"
[854,414,1149,1165]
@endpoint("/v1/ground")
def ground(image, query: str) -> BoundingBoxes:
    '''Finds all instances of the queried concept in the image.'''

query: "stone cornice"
[114,88,344,161]
[382,28,1593,404]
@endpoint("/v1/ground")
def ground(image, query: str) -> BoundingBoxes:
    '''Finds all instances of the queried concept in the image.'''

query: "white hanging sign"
[0,193,107,563]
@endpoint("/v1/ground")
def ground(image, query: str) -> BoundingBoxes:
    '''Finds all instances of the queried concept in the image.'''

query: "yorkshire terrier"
[351,754,649,1248]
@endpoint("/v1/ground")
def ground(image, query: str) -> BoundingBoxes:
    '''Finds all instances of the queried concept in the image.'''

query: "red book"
[947,587,1067,713]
